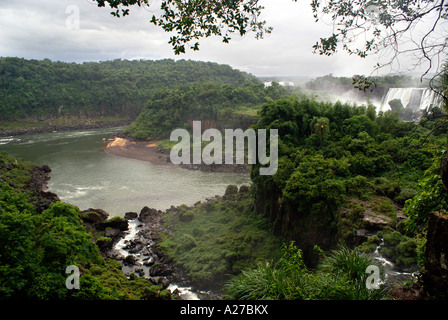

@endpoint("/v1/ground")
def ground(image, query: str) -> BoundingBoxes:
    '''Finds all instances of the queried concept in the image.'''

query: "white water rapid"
[371,239,418,287]
[112,219,210,300]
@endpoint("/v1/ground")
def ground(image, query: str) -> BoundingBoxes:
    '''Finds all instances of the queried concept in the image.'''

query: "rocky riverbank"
[22,158,204,300]
[26,164,61,213]
[81,204,216,300]
[0,119,133,137]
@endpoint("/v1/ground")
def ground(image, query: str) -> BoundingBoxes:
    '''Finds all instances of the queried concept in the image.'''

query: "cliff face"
[423,211,448,299]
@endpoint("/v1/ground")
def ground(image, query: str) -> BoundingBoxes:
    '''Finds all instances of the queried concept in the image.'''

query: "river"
[0,127,416,299]
[0,127,251,217]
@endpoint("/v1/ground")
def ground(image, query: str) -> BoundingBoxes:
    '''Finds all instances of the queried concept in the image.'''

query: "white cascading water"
[420,89,443,111]
[381,87,442,113]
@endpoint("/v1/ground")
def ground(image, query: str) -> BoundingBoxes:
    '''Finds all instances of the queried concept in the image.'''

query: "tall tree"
[310,116,330,146]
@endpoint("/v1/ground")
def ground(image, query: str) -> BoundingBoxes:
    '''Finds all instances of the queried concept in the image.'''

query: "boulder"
[149,276,169,289]
[81,208,109,224]
[105,228,121,238]
[150,263,174,277]
[95,236,113,250]
[362,212,391,228]
[100,216,128,231]
[124,212,138,220]
[139,206,160,223]
[158,277,170,289]
[135,268,145,277]
[355,229,372,246]
[124,255,136,266]
[224,185,238,198]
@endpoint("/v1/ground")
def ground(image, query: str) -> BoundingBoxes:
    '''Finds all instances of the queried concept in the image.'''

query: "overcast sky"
[0,0,410,78]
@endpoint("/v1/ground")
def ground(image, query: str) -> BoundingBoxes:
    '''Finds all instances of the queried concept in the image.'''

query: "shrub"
[224,244,388,300]
[380,230,418,268]
[224,185,238,198]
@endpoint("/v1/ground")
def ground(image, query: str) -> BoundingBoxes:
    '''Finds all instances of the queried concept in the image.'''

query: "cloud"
[0,0,387,77]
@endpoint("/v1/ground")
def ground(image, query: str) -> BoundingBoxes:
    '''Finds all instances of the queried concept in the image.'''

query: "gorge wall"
[422,211,448,299]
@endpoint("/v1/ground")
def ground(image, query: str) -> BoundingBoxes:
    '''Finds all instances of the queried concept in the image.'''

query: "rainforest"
[1,56,447,304]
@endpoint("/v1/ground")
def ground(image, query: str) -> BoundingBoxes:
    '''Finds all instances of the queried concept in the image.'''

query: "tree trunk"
[441,137,448,190]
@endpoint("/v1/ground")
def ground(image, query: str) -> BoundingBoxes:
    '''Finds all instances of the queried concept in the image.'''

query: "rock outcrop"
[422,211,448,299]
[27,165,60,213]
[80,208,109,224]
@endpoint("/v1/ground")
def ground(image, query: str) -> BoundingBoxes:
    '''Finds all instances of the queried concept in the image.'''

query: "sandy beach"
[103,137,250,174]
[104,137,172,166]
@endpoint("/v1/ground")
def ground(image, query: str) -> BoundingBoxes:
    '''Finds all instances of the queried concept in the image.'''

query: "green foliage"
[158,185,280,289]
[224,184,239,198]
[319,247,381,282]
[310,0,447,83]
[224,244,387,300]
[343,115,379,137]
[38,202,103,268]
[0,153,170,300]
[404,154,448,233]
[250,95,445,261]
[94,1,271,54]
[0,152,34,188]
[379,230,418,268]
[310,116,330,146]
[124,81,289,140]
[0,57,257,121]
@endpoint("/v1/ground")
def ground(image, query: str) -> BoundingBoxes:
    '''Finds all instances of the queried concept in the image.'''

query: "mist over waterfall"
[380,87,442,114]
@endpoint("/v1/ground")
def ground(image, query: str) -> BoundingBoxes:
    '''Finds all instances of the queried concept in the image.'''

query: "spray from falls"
[380,87,442,113]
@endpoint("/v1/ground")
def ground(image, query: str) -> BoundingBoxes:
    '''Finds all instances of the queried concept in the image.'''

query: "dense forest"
[250,96,445,259]
[124,81,290,140]
[1,56,447,300]
[0,57,257,121]
[157,94,447,299]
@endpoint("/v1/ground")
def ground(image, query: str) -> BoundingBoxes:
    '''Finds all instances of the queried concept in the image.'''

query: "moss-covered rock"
[96,236,113,250]
[80,208,109,224]
[100,216,128,231]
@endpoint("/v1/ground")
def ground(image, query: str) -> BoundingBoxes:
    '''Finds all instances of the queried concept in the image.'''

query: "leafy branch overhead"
[94,0,271,54]
[311,0,448,80]
[94,0,448,89]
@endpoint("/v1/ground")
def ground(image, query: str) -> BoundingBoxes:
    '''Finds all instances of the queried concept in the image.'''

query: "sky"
[0,0,417,79]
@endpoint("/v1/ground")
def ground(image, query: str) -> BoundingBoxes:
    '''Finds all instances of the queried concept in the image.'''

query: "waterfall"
[420,89,443,111]
[380,87,442,113]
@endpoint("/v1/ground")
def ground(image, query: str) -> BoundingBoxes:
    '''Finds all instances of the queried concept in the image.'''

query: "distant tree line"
[0,57,257,121]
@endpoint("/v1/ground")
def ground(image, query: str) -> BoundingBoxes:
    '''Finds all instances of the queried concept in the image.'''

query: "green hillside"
[0,57,257,121]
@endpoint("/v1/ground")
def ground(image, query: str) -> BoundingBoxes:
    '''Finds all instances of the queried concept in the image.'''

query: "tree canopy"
[0,57,256,121]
